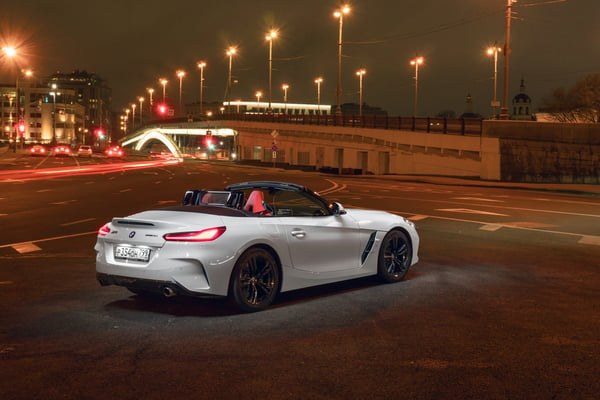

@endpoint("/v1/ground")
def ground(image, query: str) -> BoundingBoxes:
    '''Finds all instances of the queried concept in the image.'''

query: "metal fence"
[213,113,483,136]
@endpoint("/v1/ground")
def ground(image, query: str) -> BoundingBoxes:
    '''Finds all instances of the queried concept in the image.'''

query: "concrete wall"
[484,121,600,183]
[226,121,500,179]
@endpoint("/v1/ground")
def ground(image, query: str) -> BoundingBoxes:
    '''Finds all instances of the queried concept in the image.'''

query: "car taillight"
[164,226,226,242]
[98,223,111,236]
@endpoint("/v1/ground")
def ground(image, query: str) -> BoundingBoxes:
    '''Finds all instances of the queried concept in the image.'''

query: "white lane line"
[0,231,97,250]
[36,189,52,192]
[480,224,502,231]
[0,281,14,285]
[50,200,77,205]
[119,188,132,192]
[12,242,42,254]
[579,236,600,246]
[409,215,429,221]
[60,218,96,227]
[437,208,508,216]
[452,197,504,202]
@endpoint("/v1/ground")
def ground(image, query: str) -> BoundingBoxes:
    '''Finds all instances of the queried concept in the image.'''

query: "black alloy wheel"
[378,229,412,283]
[230,247,280,312]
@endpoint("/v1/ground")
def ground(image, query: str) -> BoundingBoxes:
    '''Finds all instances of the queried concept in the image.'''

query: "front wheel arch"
[377,228,413,283]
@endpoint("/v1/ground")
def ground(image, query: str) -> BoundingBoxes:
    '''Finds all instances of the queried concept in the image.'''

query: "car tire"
[229,247,280,312]
[377,229,412,283]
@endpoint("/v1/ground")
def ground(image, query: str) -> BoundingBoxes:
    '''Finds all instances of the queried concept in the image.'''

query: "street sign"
[271,145,278,151]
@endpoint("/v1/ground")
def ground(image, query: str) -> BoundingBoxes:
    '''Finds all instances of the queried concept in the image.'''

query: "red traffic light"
[18,123,25,133]
[157,103,168,115]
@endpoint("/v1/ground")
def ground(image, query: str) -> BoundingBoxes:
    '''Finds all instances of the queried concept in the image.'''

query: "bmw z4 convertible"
[95,181,419,312]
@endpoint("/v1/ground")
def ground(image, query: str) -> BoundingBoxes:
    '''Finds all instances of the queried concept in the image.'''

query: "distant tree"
[542,73,600,123]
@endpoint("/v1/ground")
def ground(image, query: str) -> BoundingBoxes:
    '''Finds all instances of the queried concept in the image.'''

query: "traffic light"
[95,128,105,140]
[205,137,215,151]
[157,103,168,116]
[18,122,25,134]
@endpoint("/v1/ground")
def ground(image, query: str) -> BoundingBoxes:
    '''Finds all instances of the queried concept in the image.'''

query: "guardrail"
[213,113,484,136]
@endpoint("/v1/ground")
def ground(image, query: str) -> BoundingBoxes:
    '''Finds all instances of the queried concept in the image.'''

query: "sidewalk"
[2,144,599,197]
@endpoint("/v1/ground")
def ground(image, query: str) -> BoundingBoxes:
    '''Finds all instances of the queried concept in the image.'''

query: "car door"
[274,190,362,273]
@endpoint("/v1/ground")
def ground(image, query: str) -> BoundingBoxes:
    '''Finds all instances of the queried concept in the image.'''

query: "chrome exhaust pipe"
[162,285,177,298]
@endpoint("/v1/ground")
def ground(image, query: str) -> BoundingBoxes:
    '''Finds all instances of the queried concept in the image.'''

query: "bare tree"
[542,73,600,123]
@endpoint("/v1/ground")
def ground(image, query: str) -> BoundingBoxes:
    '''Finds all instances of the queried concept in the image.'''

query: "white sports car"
[95,181,419,312]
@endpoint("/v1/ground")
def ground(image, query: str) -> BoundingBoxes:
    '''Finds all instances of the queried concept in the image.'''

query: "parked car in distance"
[77,145,93,157]
[105,146,123,158]
[52,145,72,156]
[29,145,47,156]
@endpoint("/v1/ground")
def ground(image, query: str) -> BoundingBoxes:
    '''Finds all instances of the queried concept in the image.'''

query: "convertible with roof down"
[95,181,419,312]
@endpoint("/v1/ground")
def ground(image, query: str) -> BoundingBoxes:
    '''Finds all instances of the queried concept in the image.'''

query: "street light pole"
[282,84,289,114]
[131,104,136,130]
[487,44,502,119]
[138,97,144,125]
[159,78,168,103]
[334,5,350,116]
[176,70,185,117]
[147,88,154,107]
[501,0,515,120]
[356,68,366,116]
[255,91,262,109]
[226,47,237,111]
[266,30,278,113]
[314,77,323,113]
[197,61,206,116]
[410,56,424,117]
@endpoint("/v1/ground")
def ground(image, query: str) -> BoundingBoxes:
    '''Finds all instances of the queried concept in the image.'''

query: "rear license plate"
[114,245,151,262]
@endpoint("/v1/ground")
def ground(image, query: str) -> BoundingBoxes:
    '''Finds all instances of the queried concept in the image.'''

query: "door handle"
[290,230,306,238]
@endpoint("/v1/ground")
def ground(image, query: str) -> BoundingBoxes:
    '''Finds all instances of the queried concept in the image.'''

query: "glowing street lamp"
[138,97,145,125]
[487,44,502,119]
[159,78,168,103]
[197,61,206,115]
[226,46,237,109]
[49,84,61,144]
[1,46,16,58]
[265,29,278,112]
[410,56,424,116]
[281,83,289,114]
[147,88,154,107]
[131,103,136,130]
[314,77,323,113]
[356,68,366,116]
[255,91,262,108]
[176,70,185,116]
[334,4,350,116]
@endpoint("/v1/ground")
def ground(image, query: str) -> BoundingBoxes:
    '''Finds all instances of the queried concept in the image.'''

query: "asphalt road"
[0,159,599,400]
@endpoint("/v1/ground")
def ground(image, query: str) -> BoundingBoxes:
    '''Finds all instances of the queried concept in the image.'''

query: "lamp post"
[138,97,144,125]
[147,88,154,107]
[487,44,502,119]
[159,78,168,103]
[131,103,136,130]
[197,61,206,116]
[281,84,289,114]
[501,0,516,120]
[265,30,278,113]
[410,56,424,116]
[226,46,237,110]
[124,109,130,133]
[16,69,33,147]
[176,70,185,116]
[334,4,350,116]
[255,91,262,109]
[49,84,60,144]
[356,68,366,116]
[314,77,323,114]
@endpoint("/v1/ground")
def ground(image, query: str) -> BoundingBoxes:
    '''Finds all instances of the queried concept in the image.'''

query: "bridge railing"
[213,113,483,136]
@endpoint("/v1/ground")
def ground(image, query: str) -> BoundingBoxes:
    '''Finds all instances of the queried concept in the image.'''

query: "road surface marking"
[437,208,508,216]
[60,218,96,226]
[452,197,504,202]
[480,224,502,231]
[0,231,97,250]
[579,236,600,246]
[0,281,13,285]
[50,200,77,205]
[36,189,52,192]
[119,188,132,192]
[409,215,429,221]
[12,242,41,254]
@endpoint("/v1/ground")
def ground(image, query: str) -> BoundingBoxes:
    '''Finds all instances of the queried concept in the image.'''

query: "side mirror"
[332,202,347,216]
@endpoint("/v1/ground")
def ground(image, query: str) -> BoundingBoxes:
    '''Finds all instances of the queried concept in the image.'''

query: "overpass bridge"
[117,115,600,184]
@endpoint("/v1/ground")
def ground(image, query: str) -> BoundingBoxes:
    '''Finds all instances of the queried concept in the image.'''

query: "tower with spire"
[511,77,533,120]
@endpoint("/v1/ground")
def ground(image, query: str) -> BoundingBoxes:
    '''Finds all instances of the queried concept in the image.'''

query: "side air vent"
[361,231,377,264]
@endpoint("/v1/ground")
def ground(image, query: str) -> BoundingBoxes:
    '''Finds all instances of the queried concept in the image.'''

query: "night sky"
[1,0,597,117]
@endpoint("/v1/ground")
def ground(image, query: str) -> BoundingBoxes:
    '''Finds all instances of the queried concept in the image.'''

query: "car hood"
[345,208,407,230]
